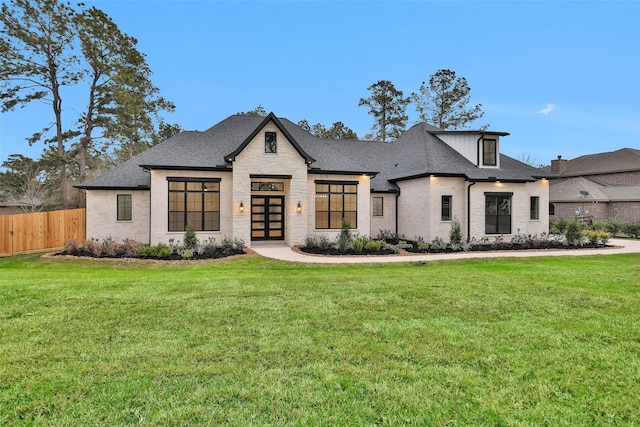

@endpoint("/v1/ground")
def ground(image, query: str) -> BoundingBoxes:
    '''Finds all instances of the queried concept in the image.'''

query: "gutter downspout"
[395,189,400,235]
[467,180,476,242]
[476,133,485,166]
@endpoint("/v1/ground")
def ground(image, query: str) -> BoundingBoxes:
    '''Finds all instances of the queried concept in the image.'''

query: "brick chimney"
[550,155,568,174]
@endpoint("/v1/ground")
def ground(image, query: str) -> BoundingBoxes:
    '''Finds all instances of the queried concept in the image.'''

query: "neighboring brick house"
[545,148,640,223]
[77,113,551,247]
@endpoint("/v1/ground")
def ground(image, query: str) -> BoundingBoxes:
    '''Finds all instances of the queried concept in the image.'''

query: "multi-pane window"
[372,197,383,216]
[117,194,132,221]
[168,179,220,232]
[441,195,452,221]
[315,181,357,229]
[483,139,497,166]
[251,182,284,192]
[530,196,540,220]
[265,132,277,153]
[485,193,512,234]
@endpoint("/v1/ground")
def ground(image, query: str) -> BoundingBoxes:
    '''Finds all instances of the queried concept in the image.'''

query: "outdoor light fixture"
[297,201,302,213]
[239,201,244,212]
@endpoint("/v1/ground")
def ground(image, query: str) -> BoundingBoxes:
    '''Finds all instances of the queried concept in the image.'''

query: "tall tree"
[237,105,267,117]
[358,80,410,142]
[1,0,82,208]
[74,5,175,173]
[296,119,358,140]
[0,154,54,212]
[412,69,486,130]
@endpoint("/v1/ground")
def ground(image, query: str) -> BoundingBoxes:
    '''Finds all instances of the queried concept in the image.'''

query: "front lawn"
[1,253,639,425]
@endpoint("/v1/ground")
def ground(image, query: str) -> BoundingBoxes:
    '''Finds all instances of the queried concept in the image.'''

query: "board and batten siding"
[437,133,501,168]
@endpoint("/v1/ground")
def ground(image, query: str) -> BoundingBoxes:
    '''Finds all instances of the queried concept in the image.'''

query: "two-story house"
[78,113,550,247]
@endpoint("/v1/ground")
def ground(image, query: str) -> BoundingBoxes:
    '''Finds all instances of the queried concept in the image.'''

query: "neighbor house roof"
[78,114,550,190]
[544,148,640,177]
[550,176,640,202]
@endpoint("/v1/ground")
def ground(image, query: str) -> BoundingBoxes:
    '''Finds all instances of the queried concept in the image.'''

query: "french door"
[251,196,284,241]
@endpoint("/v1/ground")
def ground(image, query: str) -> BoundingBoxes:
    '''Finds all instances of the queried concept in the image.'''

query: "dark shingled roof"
[542,148,640,176]
[78,115,550,190]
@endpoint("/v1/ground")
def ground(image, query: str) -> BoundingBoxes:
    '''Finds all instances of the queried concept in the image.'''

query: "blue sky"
[1,0,639,167]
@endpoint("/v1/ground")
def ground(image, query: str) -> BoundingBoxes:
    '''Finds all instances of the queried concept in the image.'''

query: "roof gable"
[224,113,315,164]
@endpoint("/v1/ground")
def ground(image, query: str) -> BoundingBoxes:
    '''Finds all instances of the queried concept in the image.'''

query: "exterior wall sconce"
[297,201,302,213]
[239,201,244,212]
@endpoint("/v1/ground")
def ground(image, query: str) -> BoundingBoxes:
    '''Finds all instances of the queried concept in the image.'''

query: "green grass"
[1,253,639,426]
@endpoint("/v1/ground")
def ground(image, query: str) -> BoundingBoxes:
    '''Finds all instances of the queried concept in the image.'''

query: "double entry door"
[251,196,284,241]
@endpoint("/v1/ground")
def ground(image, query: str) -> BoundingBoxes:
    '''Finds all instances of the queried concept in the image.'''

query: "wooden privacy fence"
[0,208,85,256]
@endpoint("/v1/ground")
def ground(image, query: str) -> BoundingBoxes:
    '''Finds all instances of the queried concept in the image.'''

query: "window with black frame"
[485,193,511,234]
[530,196,540,220]
[168,179,220,231]
[441,195,452,221]
[315,182,357,229]
[117,194,132,221]
[483,139,497,166]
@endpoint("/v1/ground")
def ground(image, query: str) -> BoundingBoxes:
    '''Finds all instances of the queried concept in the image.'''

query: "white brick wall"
[85,189,150,243]
[397,178,431,239]
[370,193,397,238]
[232,121,309,247]
[469,180,549,240]
[306,173,371,241]
[396,176,549,242]
[149,169,233,245]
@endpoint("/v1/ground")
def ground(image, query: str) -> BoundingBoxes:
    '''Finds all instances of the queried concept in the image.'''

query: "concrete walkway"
[251,238,640,264]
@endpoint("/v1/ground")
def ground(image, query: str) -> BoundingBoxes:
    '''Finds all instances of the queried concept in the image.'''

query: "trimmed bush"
[364,240,382,252]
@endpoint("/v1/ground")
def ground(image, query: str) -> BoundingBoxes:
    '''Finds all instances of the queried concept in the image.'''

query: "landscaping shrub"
[122,239,141,257]
[352,236,367,253]
[183,224,198,250]
[564,220,582,246]
[155,243,172,258]
[364,240,382,252]
[622,222,640,239]
[102,237,121,257]
[335,218,353,251]
[550,218,570,235]
[63,239,80,255]
[582,230,610,246]
[449,217,462,245]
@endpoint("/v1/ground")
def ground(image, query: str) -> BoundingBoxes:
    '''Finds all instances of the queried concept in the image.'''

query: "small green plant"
[335,218,353,251]
[183,224,199,250]
[449,217,462,245]
[140,245,157,257]
[582,230,610,246]
[155,243,172,258]
[430,237,446,251]
[181,250,193,259]
[364,239,382,252]
[564,220,582,245]
[416,236,430,252]
[352,236,368,252]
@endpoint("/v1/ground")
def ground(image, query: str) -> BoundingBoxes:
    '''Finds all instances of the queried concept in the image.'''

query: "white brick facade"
[82,114,550,247]
[85,189,150,243]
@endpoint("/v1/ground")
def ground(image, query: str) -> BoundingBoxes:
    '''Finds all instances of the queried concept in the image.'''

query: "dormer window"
[265,132,277,153]
[482,138,497,166]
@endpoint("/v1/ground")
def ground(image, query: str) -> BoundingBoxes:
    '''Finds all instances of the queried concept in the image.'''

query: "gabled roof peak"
[224,112,315,164]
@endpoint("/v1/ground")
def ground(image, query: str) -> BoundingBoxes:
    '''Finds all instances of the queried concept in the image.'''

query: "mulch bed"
[51,248,249,262]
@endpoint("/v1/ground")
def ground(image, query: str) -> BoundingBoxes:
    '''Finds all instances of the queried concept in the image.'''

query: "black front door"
[251,196,284,241]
